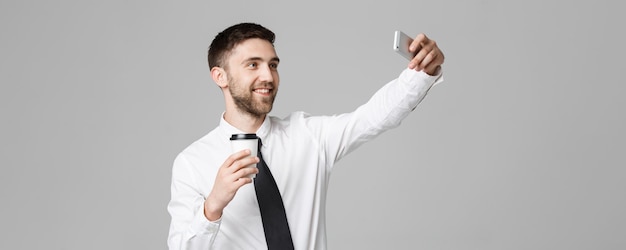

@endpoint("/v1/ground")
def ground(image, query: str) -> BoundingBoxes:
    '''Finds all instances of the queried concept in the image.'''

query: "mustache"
[251,82,275,90]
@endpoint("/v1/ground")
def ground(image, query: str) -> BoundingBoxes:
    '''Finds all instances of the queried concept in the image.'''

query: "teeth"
[255,89,270,93]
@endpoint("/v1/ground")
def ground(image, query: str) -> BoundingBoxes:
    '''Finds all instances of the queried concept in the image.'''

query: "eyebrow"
[241,56,280,64]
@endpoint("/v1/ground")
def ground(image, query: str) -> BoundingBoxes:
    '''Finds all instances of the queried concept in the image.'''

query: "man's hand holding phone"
[394,31,444,75]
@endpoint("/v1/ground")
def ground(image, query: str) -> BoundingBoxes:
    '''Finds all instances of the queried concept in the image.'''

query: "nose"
[258,64,274,83]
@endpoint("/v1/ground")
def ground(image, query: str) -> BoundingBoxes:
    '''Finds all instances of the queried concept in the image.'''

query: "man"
[168,22,444,249]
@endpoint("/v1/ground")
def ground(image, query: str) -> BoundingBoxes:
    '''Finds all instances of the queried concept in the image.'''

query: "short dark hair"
[207,23,275,69]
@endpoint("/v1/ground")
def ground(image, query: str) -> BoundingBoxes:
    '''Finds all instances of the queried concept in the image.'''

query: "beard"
[227,75,277,118]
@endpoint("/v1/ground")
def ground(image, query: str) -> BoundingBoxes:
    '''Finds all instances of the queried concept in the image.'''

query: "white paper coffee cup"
[230,133,258,179]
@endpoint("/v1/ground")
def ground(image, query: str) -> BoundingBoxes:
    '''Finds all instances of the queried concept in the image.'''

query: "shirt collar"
[219,112,271,141]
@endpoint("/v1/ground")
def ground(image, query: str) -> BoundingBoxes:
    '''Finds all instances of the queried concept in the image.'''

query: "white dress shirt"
[168,68,443,250]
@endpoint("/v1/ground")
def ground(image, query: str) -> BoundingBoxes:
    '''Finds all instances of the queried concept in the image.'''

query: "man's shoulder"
[176,126,223,159]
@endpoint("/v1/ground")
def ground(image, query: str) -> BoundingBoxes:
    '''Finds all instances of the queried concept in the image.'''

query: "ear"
[211,66,228,88]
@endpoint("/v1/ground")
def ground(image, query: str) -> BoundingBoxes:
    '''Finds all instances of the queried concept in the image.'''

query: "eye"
[247,62,258,68]
[269,63,279,69]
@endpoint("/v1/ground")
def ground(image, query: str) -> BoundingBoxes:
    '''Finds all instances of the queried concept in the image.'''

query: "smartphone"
[394,31,416,61]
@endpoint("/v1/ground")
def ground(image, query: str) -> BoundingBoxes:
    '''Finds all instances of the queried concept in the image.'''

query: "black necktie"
[254,139,295,250]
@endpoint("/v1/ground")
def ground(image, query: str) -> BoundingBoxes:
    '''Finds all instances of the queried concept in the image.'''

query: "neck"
[223,108,266,133]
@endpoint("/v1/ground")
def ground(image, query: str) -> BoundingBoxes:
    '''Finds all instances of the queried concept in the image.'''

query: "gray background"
[1,0,624,249]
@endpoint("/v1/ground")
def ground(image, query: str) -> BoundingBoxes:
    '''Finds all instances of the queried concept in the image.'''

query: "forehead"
[227,38,278,64]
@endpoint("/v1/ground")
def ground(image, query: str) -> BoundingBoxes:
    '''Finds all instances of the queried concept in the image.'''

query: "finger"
[230,156,260,172]
[235,166,259,180]
[416,41,436,59]
[419,48,439,69]
[409,33,428,53]
[409,43,435,70]
[410,50,427,69]
[424,49,445,73]
[223,149,252,168]
[246,165,260,175]
[233,176,254,188]
[220,158,258,184]
[231,166,259,188]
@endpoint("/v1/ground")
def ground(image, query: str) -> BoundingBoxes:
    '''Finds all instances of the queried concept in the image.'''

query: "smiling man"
[217,37,280,130]
[167,22,445,250]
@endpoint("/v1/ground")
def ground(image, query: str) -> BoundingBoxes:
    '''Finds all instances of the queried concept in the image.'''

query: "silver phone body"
[394,31,416,61]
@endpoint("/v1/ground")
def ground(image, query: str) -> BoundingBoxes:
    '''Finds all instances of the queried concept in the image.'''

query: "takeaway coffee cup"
[229,133,258,178]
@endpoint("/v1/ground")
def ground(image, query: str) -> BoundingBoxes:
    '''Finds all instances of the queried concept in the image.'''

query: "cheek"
[230,75,252,88]
[273,72,280,83]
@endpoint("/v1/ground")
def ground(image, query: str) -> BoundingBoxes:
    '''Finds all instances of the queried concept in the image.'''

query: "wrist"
[204,198,223,222]
[424,65,441,76]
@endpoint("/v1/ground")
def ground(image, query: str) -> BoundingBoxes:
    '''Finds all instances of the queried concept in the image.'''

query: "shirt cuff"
[191,203,221,235]
[402,68,444,87]
[398,68,444,94]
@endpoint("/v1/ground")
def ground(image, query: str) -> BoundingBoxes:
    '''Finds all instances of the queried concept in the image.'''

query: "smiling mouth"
[253,88,272,95]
